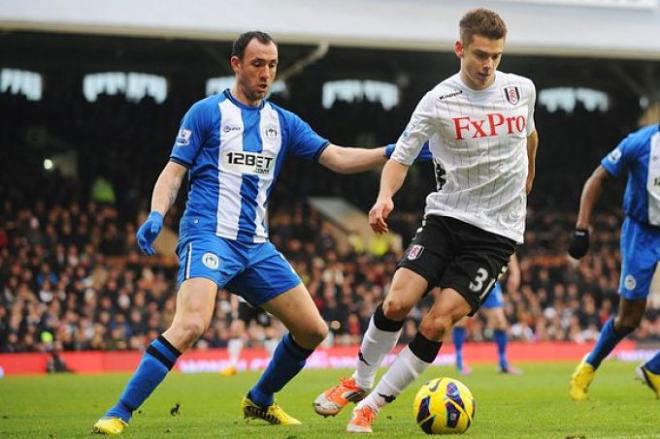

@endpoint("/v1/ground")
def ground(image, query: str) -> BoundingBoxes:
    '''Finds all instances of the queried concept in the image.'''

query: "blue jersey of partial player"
[170,90,329,243]
[601,124,660,226]
[600,124,660,299]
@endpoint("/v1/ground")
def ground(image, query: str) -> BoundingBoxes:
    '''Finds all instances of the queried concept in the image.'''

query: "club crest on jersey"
[263,125,279,139]
[407,244,424,260]
[202,252,220,270]
[503,86,520,105]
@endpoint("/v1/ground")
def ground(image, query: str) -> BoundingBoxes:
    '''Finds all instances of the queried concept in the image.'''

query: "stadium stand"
[0,87,657,354]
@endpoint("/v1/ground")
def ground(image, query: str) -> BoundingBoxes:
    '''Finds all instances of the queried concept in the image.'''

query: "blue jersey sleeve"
[600,136,632,177]
[170,100,211,167]
[600,129,650,177]
[284,112,329,161]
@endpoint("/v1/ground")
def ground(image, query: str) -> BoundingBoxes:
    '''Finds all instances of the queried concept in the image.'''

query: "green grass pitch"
[0,361,657,438]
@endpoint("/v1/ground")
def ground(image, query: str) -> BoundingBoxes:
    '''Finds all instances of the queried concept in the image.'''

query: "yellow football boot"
[92,417,128,435]
[241,394,301,425]
[635,364,660,398]
[570,355,596,401]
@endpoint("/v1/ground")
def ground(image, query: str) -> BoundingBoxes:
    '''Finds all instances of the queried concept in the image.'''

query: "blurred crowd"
[1,195,658,354]
[0,88,658,354]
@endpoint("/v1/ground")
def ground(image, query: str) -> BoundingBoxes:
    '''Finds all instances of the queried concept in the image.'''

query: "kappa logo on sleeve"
[175,128,192,146]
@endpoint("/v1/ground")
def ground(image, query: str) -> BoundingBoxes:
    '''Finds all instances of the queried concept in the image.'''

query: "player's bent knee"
[173,317,208,347]
[382,297,412,321]
[615,312,643,335]
[419,314,453,341]
[614,320,639,337]
[293,320,328,349]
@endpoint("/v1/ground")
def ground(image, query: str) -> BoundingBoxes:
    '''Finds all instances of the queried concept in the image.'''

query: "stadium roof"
[1,0,660,60]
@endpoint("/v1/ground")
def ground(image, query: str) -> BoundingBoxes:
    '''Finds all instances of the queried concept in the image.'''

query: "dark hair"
[231,31,277,59]
[459,8,507,46]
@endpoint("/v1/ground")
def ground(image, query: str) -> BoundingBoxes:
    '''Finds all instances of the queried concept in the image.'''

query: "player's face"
[231,39,278,105]
[455,34,504,90]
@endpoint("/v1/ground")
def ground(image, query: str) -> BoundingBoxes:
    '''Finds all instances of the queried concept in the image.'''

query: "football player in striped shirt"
[315,8,539,433]
[569,123,660,401]
[93,30,404,434]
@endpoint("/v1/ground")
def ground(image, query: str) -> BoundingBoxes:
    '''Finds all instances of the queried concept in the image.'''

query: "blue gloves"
[385,142,433,162]
[136,211,163,255]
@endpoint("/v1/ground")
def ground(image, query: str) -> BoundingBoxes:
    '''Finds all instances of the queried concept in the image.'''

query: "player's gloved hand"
[568,228,589,259]
[384,142,433,161]
[136,211,163,256]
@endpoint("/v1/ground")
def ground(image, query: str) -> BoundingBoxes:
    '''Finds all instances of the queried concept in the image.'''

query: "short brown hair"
[232,31,277,60]
[459,8,507,46]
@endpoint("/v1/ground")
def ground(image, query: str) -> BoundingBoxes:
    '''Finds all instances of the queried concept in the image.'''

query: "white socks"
[352,316,402,390]
[358,346,431,411]
[227,338,243,367]
[264,337,279,357]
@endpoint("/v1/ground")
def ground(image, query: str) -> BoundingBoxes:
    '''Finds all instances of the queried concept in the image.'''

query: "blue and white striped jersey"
[601,124,660,226]
[170,90,329,243]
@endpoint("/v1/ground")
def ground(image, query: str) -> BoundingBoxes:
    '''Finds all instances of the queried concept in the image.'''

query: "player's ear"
[230,55,242,74]
[454,41,464,59]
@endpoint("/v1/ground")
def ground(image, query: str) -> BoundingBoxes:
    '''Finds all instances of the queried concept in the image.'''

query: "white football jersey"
[391,72,536,243]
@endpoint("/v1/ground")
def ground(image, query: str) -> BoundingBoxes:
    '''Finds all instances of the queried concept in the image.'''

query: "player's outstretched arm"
[525,130,539,194]
[136,161,187,255]
[318,144,388,174]
[369,160,409,234]
[318,142,432,175]
[568,165,610,259]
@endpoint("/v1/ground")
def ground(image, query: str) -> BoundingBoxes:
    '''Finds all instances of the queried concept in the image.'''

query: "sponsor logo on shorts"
[202,252,220,270]
[624,274,636,290]
[407,244,424,260]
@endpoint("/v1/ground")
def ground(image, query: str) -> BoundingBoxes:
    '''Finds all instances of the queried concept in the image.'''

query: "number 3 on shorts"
[469,267,490,293]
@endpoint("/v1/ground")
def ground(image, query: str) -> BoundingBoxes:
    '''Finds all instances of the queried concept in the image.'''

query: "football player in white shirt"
[315,8,539,433]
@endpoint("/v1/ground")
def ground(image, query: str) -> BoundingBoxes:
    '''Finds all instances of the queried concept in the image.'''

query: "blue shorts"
[481,282,503,309]
[176,234,301,306]
[619,217,660,300]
